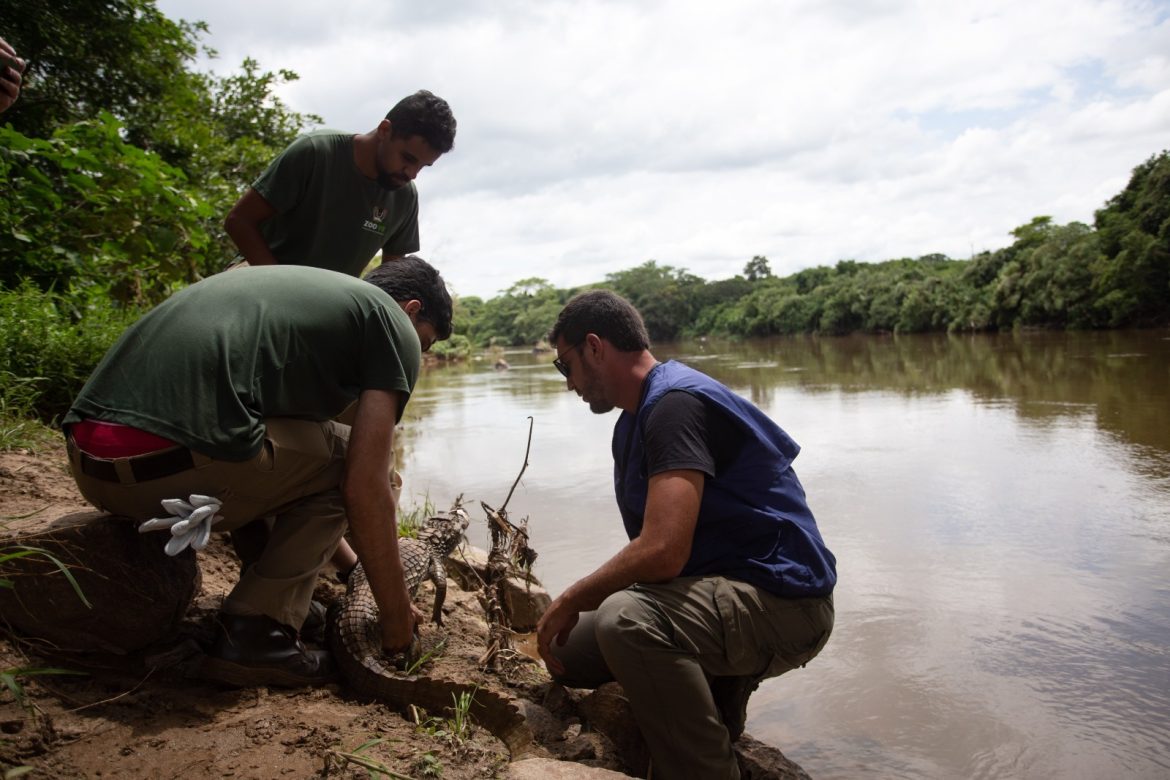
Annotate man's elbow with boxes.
[642,544,690,583]
[223,207,245,241]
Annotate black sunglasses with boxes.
[553,342,585,378]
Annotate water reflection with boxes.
[652,331,1170,474]
[399,330,1170,779]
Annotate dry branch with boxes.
[477,418,539,670]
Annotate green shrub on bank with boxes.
[429,333,474,362]
[0,284,142,423]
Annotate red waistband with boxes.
[68,419,179,458]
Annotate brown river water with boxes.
[397,329,1170,780]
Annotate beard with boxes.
[588,398,615,415]
[579,364,614,414]
[376,166,408,191]
[375,141,409,191]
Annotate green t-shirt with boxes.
[253,130,421,277]
[65,266,421,461]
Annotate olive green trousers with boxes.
[68,418,351,629]
[549,576,834,780]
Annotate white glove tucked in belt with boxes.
[139,494,224,556]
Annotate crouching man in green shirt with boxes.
[62,257,452,687]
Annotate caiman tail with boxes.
[329,549,535,758]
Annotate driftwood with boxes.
[446,545,551,631]
[0,511,199,654]
[477,501,537,669]
[477,417,540,670]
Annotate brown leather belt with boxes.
[70,438,196,483]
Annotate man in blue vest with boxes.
[536,290,836,779]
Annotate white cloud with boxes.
[157,0,1170,298]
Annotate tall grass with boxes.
[397,495,436,540]
[0,283,142,426]
[0,373,54,451]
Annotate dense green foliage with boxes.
[0,0,1166,434]
[467,279,564,346]
[1,0,319,301]
[1092,152,1170,326]
[1,1,320,429]
[0,118,212,302]
[1,0,201,142]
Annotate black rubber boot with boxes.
[201,613,337,688]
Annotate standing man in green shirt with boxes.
[222,90,456,589]
[63,258,452,687]
[224,89,456,276]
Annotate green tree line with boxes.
[462,151,1168,346]
[1,0,1167,430]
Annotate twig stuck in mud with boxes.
[325,737,413,779]
[61,667,154,713]
[498,417,534,516]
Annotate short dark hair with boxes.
[385,90,456,154]
[364,255,454,340]
[548,290,650,352]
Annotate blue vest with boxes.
[613,361,836,597]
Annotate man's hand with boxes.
[536,594,580,676]
[0,37,26,114]
[381,603,425,653]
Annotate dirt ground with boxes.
[0,439,620,780]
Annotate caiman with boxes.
[328,504,534,758]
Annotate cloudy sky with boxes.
[156,0,1170,299]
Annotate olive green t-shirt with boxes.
[253,130,421,276]
[65,266,420,461]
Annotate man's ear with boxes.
[584,332,604,361]
[378,118,393,137]
[401,299,423,319]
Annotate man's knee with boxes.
[594,589,671,662]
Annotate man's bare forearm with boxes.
[224,188,280,266]
[559,534,681,612]
[345,484,415,642]
[537,470,703,674]
[344,388,418,650]
[224,219,280,266]
[559,470,703,612]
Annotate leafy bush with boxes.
[469,278,566,347]
[0,118,214,304]
[430,333,474,361]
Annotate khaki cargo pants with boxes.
[549,576,834,780]
[68,418,352,629]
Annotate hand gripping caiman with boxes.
[328,506,534,758]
